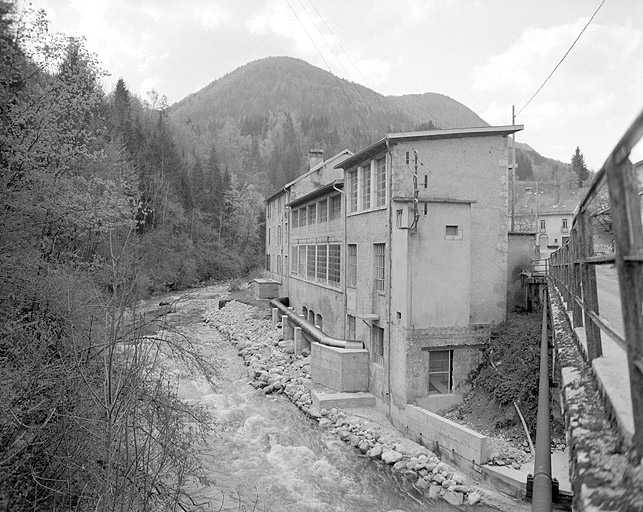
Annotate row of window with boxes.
[292,195,342,228]
[291,244,341,288]
[539,218,569,231]
[348,156,387,213]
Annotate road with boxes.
[595,265,625,343]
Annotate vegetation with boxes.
[571,146,591,188]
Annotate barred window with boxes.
[428,350,453,394]
[291,246,298,274]
[348,170,358,213]
[319,199,328,223]
[316,244,327,282]
[330,195,342,220]
[347,315,356,340]
[347,244,357,288]
[265,254,271,271]
[371,326,384,366]
[376,157,386,207]
[328,244,341,287]
[300,207,307,226]
[292,209,299,228]
[362,164,371,209]
[308,204,317,225]
[307,245,316,279]
[298,244,306,275]
[374,243,385,291]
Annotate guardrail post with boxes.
[564,244,572,311]
[605,156,643,462]
[570,229,584,328]
[282,315,294,340]
[578,211,602,360]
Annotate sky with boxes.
[21,0,643,170]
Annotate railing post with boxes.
[604,156,643,462]
[564,244,573,311]
[570,229,584,328]
[578,211,602,360]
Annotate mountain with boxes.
[168,57,559,193]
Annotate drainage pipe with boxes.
[532,293,552,512]
[270,298,363,350]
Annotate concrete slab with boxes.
[310,386,375,411]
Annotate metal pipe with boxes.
[270,298,363,350]
[532,293,552,511]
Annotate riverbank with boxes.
[204,291,531,511]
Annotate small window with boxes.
[374,243,385,292]
[562,218,568,229]
[347,244,357,288]
[308,310,315,324]
[540,219,546,230]
[347,315,356,340]
[330,195,342,220]
[445,225,458,236]
[428,350,453,394]
[319,199,328,223]
[265,254,271,271]
[308,204,317,225]
[371,326,384,366]
[302,306,308,317]
[315,313,323,330]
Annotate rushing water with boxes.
[151,290,493,512]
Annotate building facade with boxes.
[265,125,523,419]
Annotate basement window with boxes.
[445,225,463,240]
[428,350,453,394]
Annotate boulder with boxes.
[443,490,464,506]
[381,450,403,465]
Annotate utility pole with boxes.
[511,106,517,232]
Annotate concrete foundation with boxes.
[253,278,279,299]
[310,342,369,392]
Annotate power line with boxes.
[516,0,607,117]
[303,0,402,133]
[284,0,373,135]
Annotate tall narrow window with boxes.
[315,313,323,330]
[308,204,316,225]
[277,255,281,274]
[540,219,546,231]
[330,195,342,220]
[328,244,341,287]
[316,244,327,283]
[277,225,281,245]
[319,199,328,223]
[371,326,384,366]
[362,164,371,209]
[376,157,386,206]
[348,170,358,212]
[265,254,271,271]
[374,243,385,292]
[428,350,453,394]
[291,246,298,274]
[347,244,357,288]
[347,315,356,340]
[291,209,299,228]
[562,218,568,231]
[298,245,306,276]
[300,207,307,226]
[307,245,316,279]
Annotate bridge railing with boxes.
[549,108,643,461]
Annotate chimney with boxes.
[309,149,324,170]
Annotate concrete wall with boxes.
[507,232,537,311]
[288,279,345,339]
[310,342,369,392]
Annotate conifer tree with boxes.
[571,146,590,188]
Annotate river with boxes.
[143,287,496,512]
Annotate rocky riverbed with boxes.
[205,295,502,509]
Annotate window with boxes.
[265,254,271,271]
[315,314,323,330]
[371,326,384,366]
[268,228,271,245]
[540,219,546,231]
[298,244,306,275]
[445,225,458,237]
[291,246,298,274]
[300,207,307,226]
[330,195,341,220]
[428,350,453,394]
[319,199,328,223]
[328,244,341,287]
[347,244,357,288]
[376,157,386,206]
[292,209,299,228]
[562,218,568,232]
[308,204,317,225]
[374,243,385,292]
[307,245,316,279]
[361,164,371,209]
[302,306,308,317]
[277,255,281,274]
[347,315,356,340]
[348,170,358,212]
[316,244,327,282]
[277,226,282,245]
[308,310,315,324]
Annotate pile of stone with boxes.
[205,299,482,507]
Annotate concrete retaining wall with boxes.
[310,342,369,392]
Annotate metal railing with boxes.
[549,108,643,461]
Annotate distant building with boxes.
[265,125,523,420]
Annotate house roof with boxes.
[286,180,344,208]
[334,125,524,170]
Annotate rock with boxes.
[393,460,407,472]
[436,462,450,473]
[381,450,403,465]
[466,491,482,505]
[358,440,370,454]
[416,478,430,490]
[428,484,442,499]
[318,418,332,428]
[442,479,455,489]
[452,485,470,494]
[368,445,383,458]
[512,462,521,470]
[350,435,362,447]
[443,490,464,506]
[432,474,445,485]
[339,430,351,442]
[403,470,419,482]
[452,472,465,485]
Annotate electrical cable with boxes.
[516,0,607,117]
[302,0,402,133]
[284,0,373,136]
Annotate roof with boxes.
[286,180,343,208]
[335,125,524,170]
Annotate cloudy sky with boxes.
[23,0,643,169]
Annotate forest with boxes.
[0,3,260,510]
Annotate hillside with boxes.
[169,57,495,192]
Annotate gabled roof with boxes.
[335,125,524,170]
[286,180,344,208]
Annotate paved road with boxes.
[595,265,625,342]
